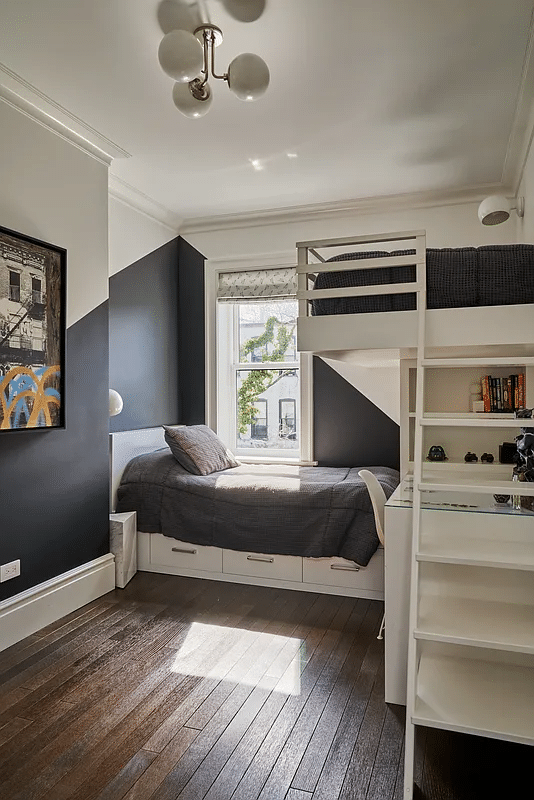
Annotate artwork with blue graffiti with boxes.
[0,225,65,430]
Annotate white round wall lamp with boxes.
[158,21,269,118]
[478,195,525,226]
[109,389,123,417]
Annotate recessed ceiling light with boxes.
[249,158,264,171]
[286,152,298,158]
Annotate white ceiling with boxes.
[0,0,533,225]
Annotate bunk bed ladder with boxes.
[403,231,427,799]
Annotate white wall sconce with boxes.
[109,389,123,417]
[478,195,525,226]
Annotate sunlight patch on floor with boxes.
[171,622,303,694]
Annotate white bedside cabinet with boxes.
[109,511,137,588]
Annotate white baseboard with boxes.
[0,554,115,653]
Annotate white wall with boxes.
[109,196,178,276]
[0,102,108,327]
[183,200,517,262]
[517,136,534,243]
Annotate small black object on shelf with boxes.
[481,452,494,463]
[464,451,478,463]
[427,445,447,462]
[493,494,510,504]
[500,442,518,464]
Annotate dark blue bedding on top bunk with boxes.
[311,244,534,316]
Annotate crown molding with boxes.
[180,183,504,234]
[109,174,183,232]
[502,6,534,192]
[0,62,130,165]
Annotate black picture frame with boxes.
[0,224,66,431]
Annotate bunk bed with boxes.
[296,230,534,353]
[293,230,534,799]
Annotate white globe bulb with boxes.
[228,53,269,101]
[109,389,123,417]
[173,81,212,118]
[158,29,203,83]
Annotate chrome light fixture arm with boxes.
[195,25,228,85]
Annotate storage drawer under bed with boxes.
[222,549,302,582]
[303,549,384,591]
[150,534,223,573]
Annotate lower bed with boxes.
[116,449,399,599]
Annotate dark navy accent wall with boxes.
[313,357,400,470]
[109,238,180,432]
[0,301,109,602]
[178,237,205,425]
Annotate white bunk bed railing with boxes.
[296,229,534,353]
[296,230,426,353]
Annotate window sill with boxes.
[236,456,318,467]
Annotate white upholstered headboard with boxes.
[110,426,170,512]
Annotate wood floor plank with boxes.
[337,651,388,800]
[149,600,321,800]
[121,729,200,800]
[255,601,367,800]
[364,702,404,800]
[201,598,335,800]
[286,790,312,800]
[0,716,32,748]
[93,749,157,800]
[228,601,358,800]
[310,607,384,800]
[291,601,377,793]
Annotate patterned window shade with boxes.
[217,268,297,303]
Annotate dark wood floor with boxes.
[0,574,531,800]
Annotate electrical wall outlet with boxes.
[1,560,20,582]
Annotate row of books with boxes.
[481,374,525,413]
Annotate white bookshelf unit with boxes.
[403,339,534,797]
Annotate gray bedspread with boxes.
[116,450,400,566]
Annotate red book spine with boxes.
[482,375,491,413]
[518,373,525,409]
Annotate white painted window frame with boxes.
[205,253,314,465]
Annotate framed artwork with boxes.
[0,225,66,431]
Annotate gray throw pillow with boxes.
[163,425,239,475]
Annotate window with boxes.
[206,261,313,462]
[32,278,43,304]
[279,398,296,439]
[9,271,20,303]
[250,399,268,439]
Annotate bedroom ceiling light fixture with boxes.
[158,22,269,118]
[478,195,524,225]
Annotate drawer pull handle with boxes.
[246,555,274,563]
[330,563,360,572]
[172,547,197,555]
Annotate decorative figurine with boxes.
[464,451,478,462]
[481,452,494,463]
[512,411,534,510]
[427,445,447,461]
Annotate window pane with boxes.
[236,368,298,451]
[279,399,296,439]
[238,301,297,364]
